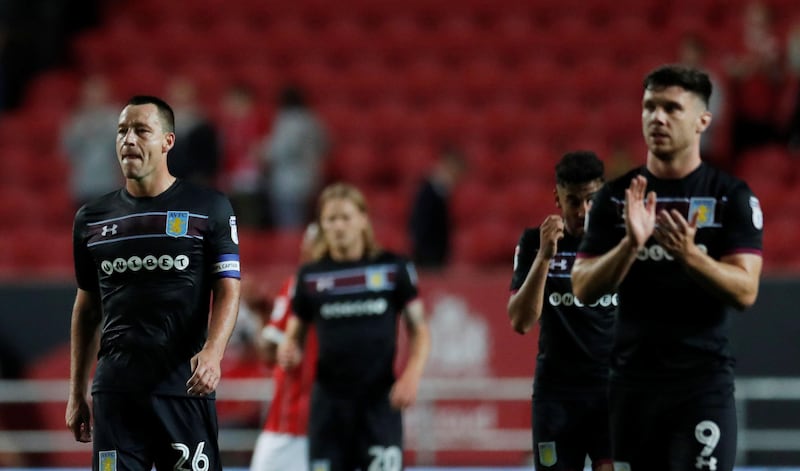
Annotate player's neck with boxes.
[330,242,365,262]
[126,173,177,198]
[646,149,702,179]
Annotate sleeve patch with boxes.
[749,196,763,230]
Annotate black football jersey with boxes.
[293,251,418,397]
[578,163,763,387]
[73,180,240,396]
[511,228,616,395]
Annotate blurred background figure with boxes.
[249,223,320,471]
[60,74,121,209]
[724,0,786,158]
[785,14,800,151]
[165,76,221,187]
[677,33,729,168]
[218,83,270,228]
[262,84,328,229]
[408,145,467,270]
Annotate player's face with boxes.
[641,85,710,160]
[555,179,603,237]
[320,197,367,254]
[116,103,174,181]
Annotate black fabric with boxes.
[510,228,616,395]
[92,392,221,471]
[73,180,239,396]
[293,252,418,398]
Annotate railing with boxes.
[0,377,796,465]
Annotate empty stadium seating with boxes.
[2,0,799,276]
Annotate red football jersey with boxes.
[262,276,317,435]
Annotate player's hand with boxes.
[538,215,564,259]
[187,348,222,396]
[624,175,656,248]
[389,373,420,410]
[65,396,92,443]
[277,340,303,370]
[653,208,698,261]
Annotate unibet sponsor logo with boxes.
[548,292,618,308]
[101,254,189,275]
[636,243,707,262]
[320,298,388,319]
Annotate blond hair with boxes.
[313,182,381,260]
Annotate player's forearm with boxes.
[681,249,761,310]
[507,256,549,334]
[402,322,430,383]
[572,236,640,304]
[285,316,308,348]
[69,293,101,399]
[205,278,241,358]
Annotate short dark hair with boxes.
[643,64,712,107]
[555,151,604,186]
[126,95,175,133]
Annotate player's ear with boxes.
[696,109,712,134]
[163,132,176,153]
[553,187,561,209]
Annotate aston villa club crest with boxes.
[99,450,117,471]
[688,198,716,228]
[538,441,557,467]
[366,268,388,290]
[166,211,189,237]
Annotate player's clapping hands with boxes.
[654,209,698,261]
[624,175,657,248]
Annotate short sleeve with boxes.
[510,228,538,291]
[720,182,763,256]
[394,258,420,307]
[578,183,621,258]
[73,207,98,292]
[292,266,314,323]
[208,194,241,279]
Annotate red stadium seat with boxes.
[452,218,517,267]
[4,228,73,277]
[735,146,796,186]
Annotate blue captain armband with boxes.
[213,254,241,279]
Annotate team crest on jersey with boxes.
[366,268,388,290]
[538,441,557,466]
[99,450,117,471]
[311,460,330,471]
[689,197,716,228]
[166,211,189,237]
[749,196,763,230]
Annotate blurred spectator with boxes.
[678,33,729,168]
[408,145,467,269]
[165,76,221,187]
[785,16,800,150]
[724,0,785,157]
[60,74,121,208]
[262,85,328,229]
[218,83,270,227]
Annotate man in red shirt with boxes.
[250,224,320,471]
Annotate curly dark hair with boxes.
[555,150,604,186]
